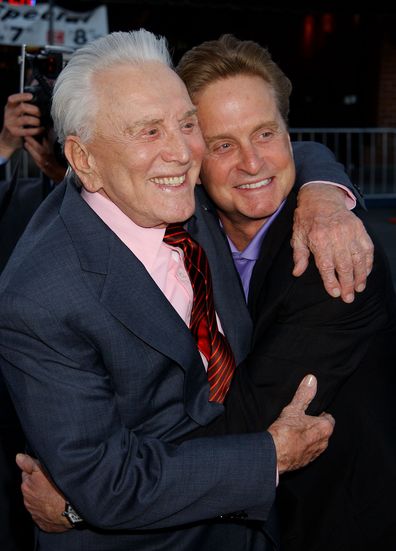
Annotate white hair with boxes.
[51,29,173,145]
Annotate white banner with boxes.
[0,3,108,48]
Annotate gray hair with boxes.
[52,29,172,145]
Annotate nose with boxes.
[162,129,191,164]
[237,143,263,175]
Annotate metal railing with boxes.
[290,128,396,198]
[5,128,396,199]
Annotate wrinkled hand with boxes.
[292,184,374,303]
[0,93,44,159]
[24,135,66,182]
[16,453,71,533]
[268,375,335,474]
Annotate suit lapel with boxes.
[59,181,203,372]
[248,190,297,312]
[189,187,253,365]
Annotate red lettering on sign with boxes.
[1,1,36,5]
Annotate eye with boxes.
[258,131,273,140]
[146,127,159,137]
[181,118,198,132]
[137,126,161,141]
[212,142,232,154]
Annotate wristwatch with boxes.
[62,501,87,529]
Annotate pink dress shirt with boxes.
[81,189,194,326]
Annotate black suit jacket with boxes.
[197,188,396,550]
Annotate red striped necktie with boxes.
[163,223,236,403]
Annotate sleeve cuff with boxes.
[301,180,357,210]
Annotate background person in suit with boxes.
[174,35,396,550]
[0,30,335,551]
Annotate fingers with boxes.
[305,414,335,463]
[315,226,374,303]
[291,236,310,277]
[320,411,336,428]
[287,374,317,413]
[24,136,66,182]
[350,226,374,290]
[18,460,70,533]
[306,230,372,304]
[12,102,41,119]
[310,249,342,299]
[293,184,375,303]
[4,93,42,137]
[7,92,35,104]
[24,135,44,155]
[16,453,41,474]
[12,119,43,137]
[268,406,334,474]
[312,412,335,438]
[24,136,50,170]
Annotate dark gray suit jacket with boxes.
[0,141,363,551]
[0,178,274,551]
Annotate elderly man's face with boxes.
[80,63,205,228]
[196,74,295,241]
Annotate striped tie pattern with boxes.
[163,223,236,403]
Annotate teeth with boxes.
[238,178,272,190]
[152,175,186,186]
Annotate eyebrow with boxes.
[126,109,198,135]
[205,120,280,145]
[182,108,198,119]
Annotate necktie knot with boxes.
[163,223,190,246]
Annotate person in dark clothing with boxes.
[175,34,396,550]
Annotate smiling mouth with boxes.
[151,175,186,186]
[237,177,272,190]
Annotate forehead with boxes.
[197,74,279,129]
[93,62,194,122]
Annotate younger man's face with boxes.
[195,74,295,236]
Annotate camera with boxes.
[19,44,74,130]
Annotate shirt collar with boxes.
[81,188,165,273]
[226,199,286,259]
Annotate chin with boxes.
[174,200,196,221]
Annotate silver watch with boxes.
[62,501,86,529]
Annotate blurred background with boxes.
[1,1,396,194]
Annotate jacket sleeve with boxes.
[0,291,276,531]
[184,224,395,435]
[225,232,395,430]
[292,140,365,208]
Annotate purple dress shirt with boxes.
[227,201,286,302]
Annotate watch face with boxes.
[62,503,85,528]
[67,508,83,524]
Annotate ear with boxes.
[64,136,102,192]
